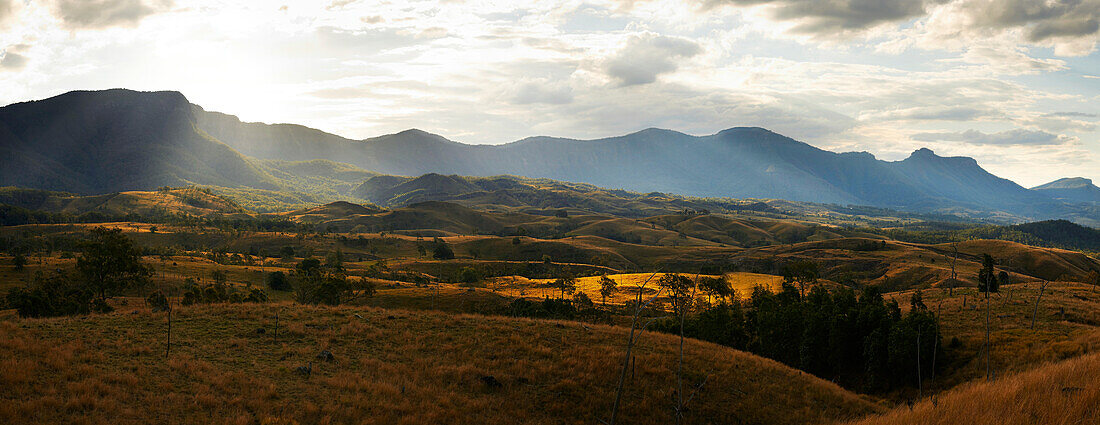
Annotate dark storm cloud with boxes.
[50,0,174,29]
[911,128,1072,146]
[605,34,701,86]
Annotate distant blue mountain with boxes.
[1,89,1095,222]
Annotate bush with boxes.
[146,290,170,312]
[5,271,104,318]
[265,271,292,291]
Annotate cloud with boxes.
[0,0,15,28]
[0,51,27,71]
[911,128,1075,146]
[50,0,173,30]
[957,0,1100,43]
[605,33,701,86]
[709,0,943,35]
[862,106,997,122]
[953,44,1067,74]
[0,44,30,71]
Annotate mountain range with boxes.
[1,89,1097,224]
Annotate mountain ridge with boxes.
[2,89,1097,224]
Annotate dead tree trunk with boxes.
[984,289,991,381]
[917,329,922,399]
[165,307,172,358]
[1031,281,1049,330]
[609,271,667,425]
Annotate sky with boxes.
[0,0,1098,187]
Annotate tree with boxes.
[76,227,151,306]
[781,261,819,298]
[210,270,227,286]
[658,273,695,315]
[699,275,732,303]
[555,209,569,218]
[146,290,170,312]
[265,271,291,291]
[279,246,296,261]
[553,276,577,300]
[291,257,372,305]
[12,253,26,271]
[978,254,999,293]
[325,249,345,272]
[599,275,618,306]
[573,291,594,309]
[6,271,95,317]
[432,238,455,260]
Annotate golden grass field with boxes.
[845,347,1100,425]
[0,302,881,425]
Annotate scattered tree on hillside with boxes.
[6,227,150,317]
[76,227,152,308]
[781,261,819,298]
[292,257,373,305]
[210,270,227,286]
[12,253,26,271]
[599,275,618,306]
[553,276,577,300]
[146,290,169,312]
[327,249,345,270]
[432,238,455,260]
[699,275,732,304]
[279,246,296,261]
[265,271,291,291]
[977,254,1000,293]
[658,273,696,315]
[555,209,569,218]
[573,291,594,309]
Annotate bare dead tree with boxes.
[950,241,959,296]
[930,302,941,405]
[984,281,991,381]
[916,328,922,399]
[1031,280,1049,330]
[674,274,701,425]
[165,306,172,358]
[606,270,669,425]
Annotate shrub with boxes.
[265,271,292,291]
[146,291,170,312]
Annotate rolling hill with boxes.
[0,302,882,425]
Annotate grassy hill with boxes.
[0,302,881,425]
[0,186,249,222]
[845,347,1100,425]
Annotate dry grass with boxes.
[886,282,1100,393]
[843,348,1100,425]
[490,272,788,305]
[0,302,881,425]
